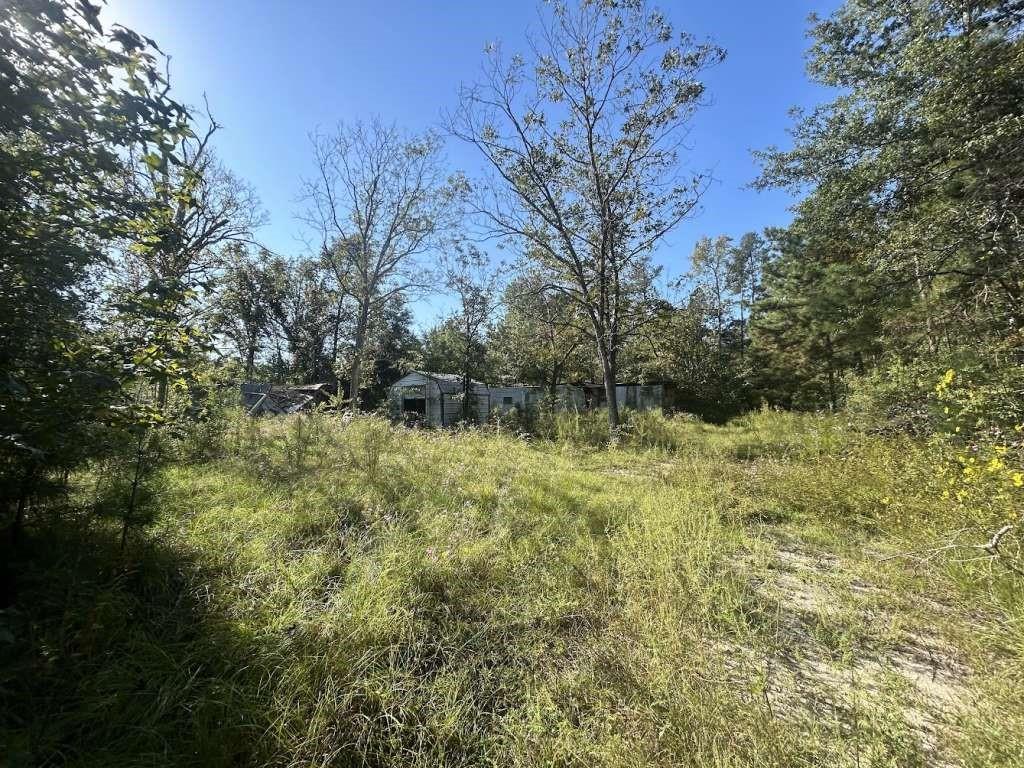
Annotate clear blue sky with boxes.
[104,0,840,328]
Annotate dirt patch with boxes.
[728,535,972,764]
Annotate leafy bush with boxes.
[846,355,1024,438]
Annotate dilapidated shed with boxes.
[389,371,527,426]
[551,382,668,412]
[588,382,668,411]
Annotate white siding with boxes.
[388,371,666,426]
[487,386,529,414]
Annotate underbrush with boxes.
[3,410,1022,766]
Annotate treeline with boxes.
[752,0,1023,432]
[3,0,1023,548]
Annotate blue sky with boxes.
[104,0,840,328]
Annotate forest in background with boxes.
[3,2,1024,765]
[2,0,1023,548]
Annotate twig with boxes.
[880,516,1024,578]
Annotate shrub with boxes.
[846,354,1024,438]
[339,414,396,482]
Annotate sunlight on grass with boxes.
[4,410,1023,767]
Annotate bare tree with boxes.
[302,119,454,409]
[447,0,723,432]
[121,109,266,288]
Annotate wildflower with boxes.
[986,458,1005,472]
[1013,472,1024,488]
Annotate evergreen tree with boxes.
[750,227,882,410]
[757,0,1024,360]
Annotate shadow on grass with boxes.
[0,513,279,767]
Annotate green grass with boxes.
[3,411,1022,766]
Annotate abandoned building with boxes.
[388,371,534,427]
[241,382,335,416]
[241,374,669,424]
[388,371,669,427]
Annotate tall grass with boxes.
[3,409,1022,766]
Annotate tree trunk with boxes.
[156,378,168,412]
[738,290,747,365]
[121,432,147,553]
[244,343,256,380]
[462,317,474,422]
[349,300,370,411]
[330,301,343,397]
[600,352,620,434]
[912,253,938,356]
[10,461,36,548]
[824,335,837,412]
[463,371,473,421]
[349,356,362,411]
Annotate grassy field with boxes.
[3,410,1023,767]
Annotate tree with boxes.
[439,243,502,420]
[358,300,422,408]
[422,320,486,376]
[302,120,454,409]
[749,227,882,410]
[490,272,593,394]
[621,297,745,420]
[214,245,275,379]
[756,0,1024,360]
[688,235,734,361]
[726,231,768,363]
[118,110,265,289]
[448,0,724,433]
[264,258,335,383]
[114,110,264,409]
[0,0,188,543]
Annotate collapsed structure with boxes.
[388,371,668,427]
[241,382,335,416]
